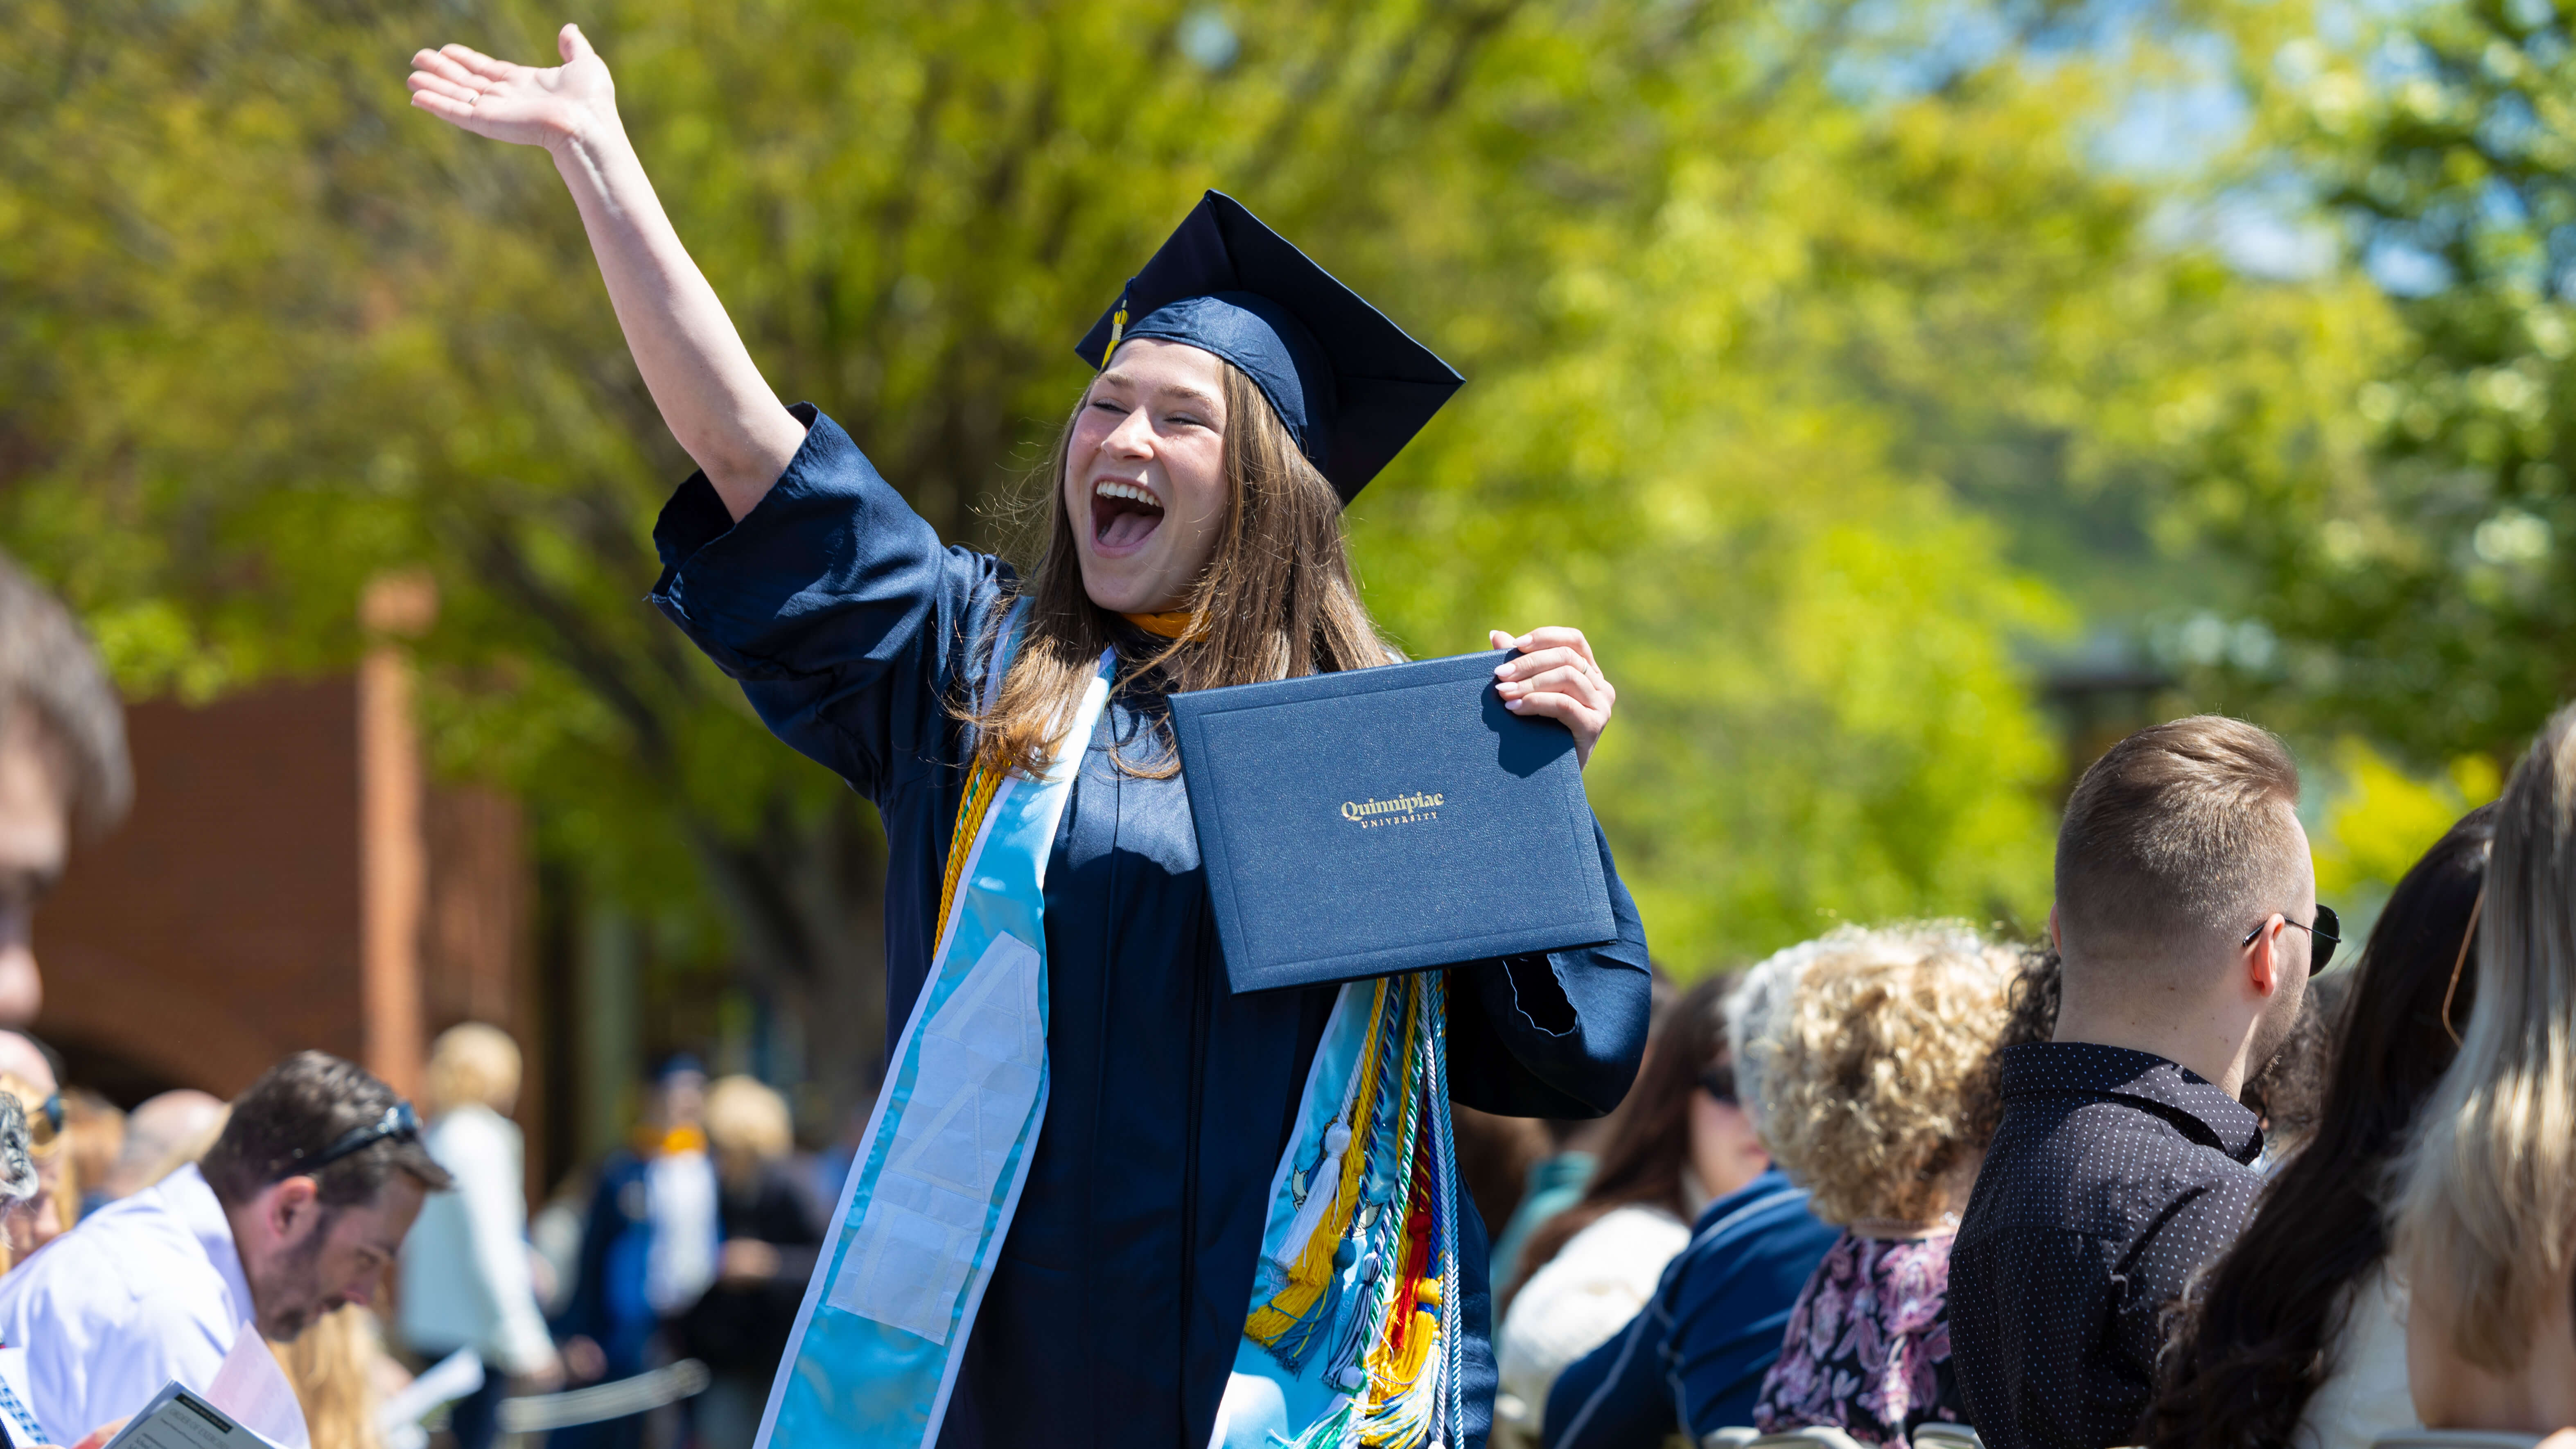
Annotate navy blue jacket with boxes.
[1542,1169,1840,1448]
[649,408,1654,1449]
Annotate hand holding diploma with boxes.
[1490,627,1616,767]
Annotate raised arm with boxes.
[408,25,805,519]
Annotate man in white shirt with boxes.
[0,1051,451,1442]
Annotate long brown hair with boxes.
[2147,804,2493,1449]
[968,361,1396,779]
[1510,975,1735,1291]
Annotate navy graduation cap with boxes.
[1075,192,1465,505]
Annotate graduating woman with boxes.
[407,26,1652,1449]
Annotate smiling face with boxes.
[1065,338,1235,614]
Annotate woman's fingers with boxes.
[439,43,519,82]
[1493,625,1598,670]
[407,70,479,106]
[1489,625,1613,767]
[1500,664,1612,713]
[1494,646,1595,686]
[559,23,596,63]
[409,88,478,125]
[411,48,488,91]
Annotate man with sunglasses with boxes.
[1952,716,2326,1449]
[0,1052,451,1443]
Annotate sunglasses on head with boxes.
[2241,904,2340,971]
[277,1100,420,1181]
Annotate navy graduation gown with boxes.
[650,406,1653,1449]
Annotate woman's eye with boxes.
[1089,400,1124,414]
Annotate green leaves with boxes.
[0,0,2255,978]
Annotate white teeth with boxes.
[1093,479,1162,509]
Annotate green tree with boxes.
[2161,0,2576,766]
[0,0,2274,1103]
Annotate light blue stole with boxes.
[756,601,1109,1449]
[759,603,1465,1449]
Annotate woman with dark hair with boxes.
[1496,978,1762,1441]
[406,26,1650,1449]
[2148,803,2496,1449]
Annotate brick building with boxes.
[29,611,546,1174]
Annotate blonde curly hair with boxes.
[1750,923,2021,1226]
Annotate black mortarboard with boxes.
[1075,192,1464,505]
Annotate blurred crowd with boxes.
[0,1023,829,1449]
[1471,713,2576,1449]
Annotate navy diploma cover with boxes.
[1167,649,1617,993]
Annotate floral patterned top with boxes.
[1752,1228,1965,1449]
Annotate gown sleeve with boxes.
[1445,818,1652,1119]
[647,403,1008,798]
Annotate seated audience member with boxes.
[279,1304,404,1449]
[97,1090,228,1201]
[1454,1105,1552,1265]
[0,1072,67,1263]
[1951,716,2323,1449]
[680,1076,828,1449]
[0,1090,53,1444]
[1489,1117,1607,1304]
[0,1034,74,1255]
[1751,925,2030,1447]
[2149,804,2493,1449]
[0,1051,451,1441]
[400,1025,558,1449]
[2391,712,2576,1432]
[1493,972,1677,1305]
[1499,977,1761,1442]
[0,1091,35,1285]
[61,1090,121,1221]
[1540,939,1847,1448]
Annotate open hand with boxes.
[1490,627,1615,768]
[407,24,617,153]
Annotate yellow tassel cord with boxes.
[1100,304,1129,367]
[1245,980,1391,1345]
[933,757,1005,951]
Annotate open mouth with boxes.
[1090,478,1166,553]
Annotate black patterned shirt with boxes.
[1948,1042,2264,1449]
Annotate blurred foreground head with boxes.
[0,552,131,1026]
[200,1052,451,1341]
[2395,706,2576,1391]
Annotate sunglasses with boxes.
[1698,1063,1738,1106]
[2241,904,2340,971]
[280,1100,420,1180]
